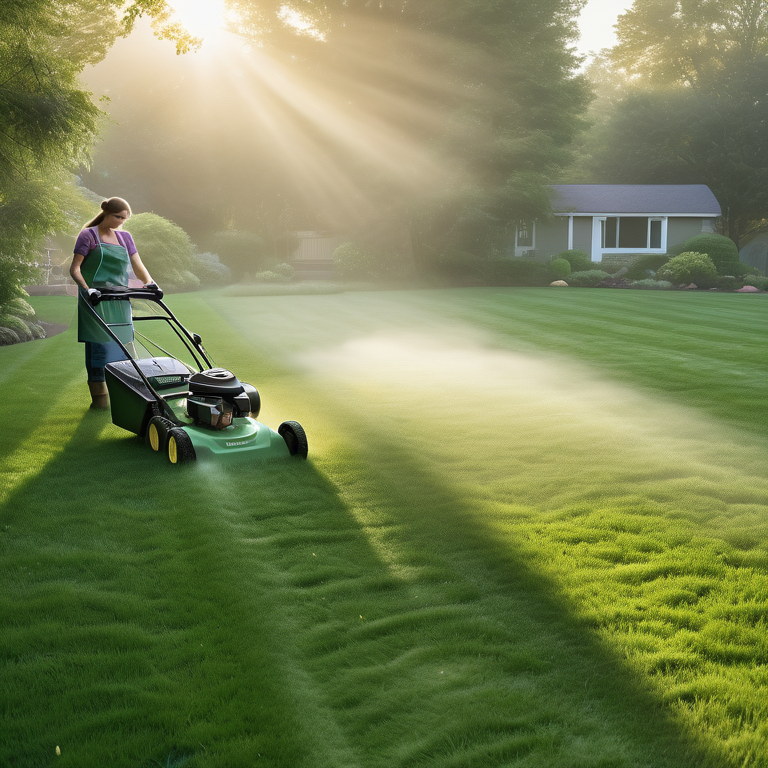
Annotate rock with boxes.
[684,283,698,289]
[737,285,759,292]
[550,280,568,287]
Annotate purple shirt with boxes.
[74,226,137,258]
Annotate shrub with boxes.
[0,327,20,345]
[252,270,283,283]
[190,252,232,286]
[681,234,739,275]
[334,242,379,281]
[5,297,35,319]
[271,263,295,280]
[555,249,591,272]
[743,275,768,291]
[550,258,571,280]
[178,270,201,290]
[568,270,611,287]
[630,279,673,290]
[27,322,46,339]
[727,261,761,278]
[0,313,32,341]
[716,275,742,291]
[124,213,196,288]
[625,254,671,280]
[657,252,718,287]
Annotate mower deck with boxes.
[89,288,307,466]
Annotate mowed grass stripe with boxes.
[1,426,343,765]
[184,302,696,767]
[205,288,767,767]
[2,290,766,767]
[430,288,766,435]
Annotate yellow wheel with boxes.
[147,416,173,452]
[167,428,195,464]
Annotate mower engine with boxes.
[186,367,260,430]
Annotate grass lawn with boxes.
[2,288,766,768]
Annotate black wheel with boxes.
[146,416,173,452]
[167,428,196,464]
[278,420,308,458]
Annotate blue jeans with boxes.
[84,341,128,382]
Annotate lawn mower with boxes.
[83,285,307,465]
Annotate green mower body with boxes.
[88,287,307,465]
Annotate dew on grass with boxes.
[295,329,768,543]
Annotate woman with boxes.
[70,197,158,409]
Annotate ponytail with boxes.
[85,197,132,228]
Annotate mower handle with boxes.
[88,285,163,305]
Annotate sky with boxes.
[576,0,635,58]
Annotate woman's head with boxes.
[85,197,132,229]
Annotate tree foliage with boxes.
[611,0,768,88]
[81,0,591,270]
[122,212,198,288]
[0,0,203,301]
[209,230,267,280]
[3,0,591,300]
[582,0,768,244]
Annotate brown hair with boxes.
[85,197,132,228]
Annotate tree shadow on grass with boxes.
[282,413,725,768]
[1,418,337,768]
[0,406,725,768]
[0,331,86,464]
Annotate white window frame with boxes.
[514,221,536,257]
[591,216,667,261]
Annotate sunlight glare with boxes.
[166,0,229,40]
[278,5,326,41]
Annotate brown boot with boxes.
[88,381,110,410]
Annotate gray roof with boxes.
[550,185,721,216]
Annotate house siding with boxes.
[667,217,710,246]
[535,217,569,260]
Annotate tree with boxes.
[0,0,206,301]
[611,0,768,88]
[208,230,266,280]
[81,0,591,270]
[584,0,768,245]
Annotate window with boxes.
[516,222,534,248]
[601,217,664,249]
[649,219,662,248]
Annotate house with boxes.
[514,185,722,265]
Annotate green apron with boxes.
[77,240,134,344]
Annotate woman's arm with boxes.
[130,253,154,285]
[69,254,89,290]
